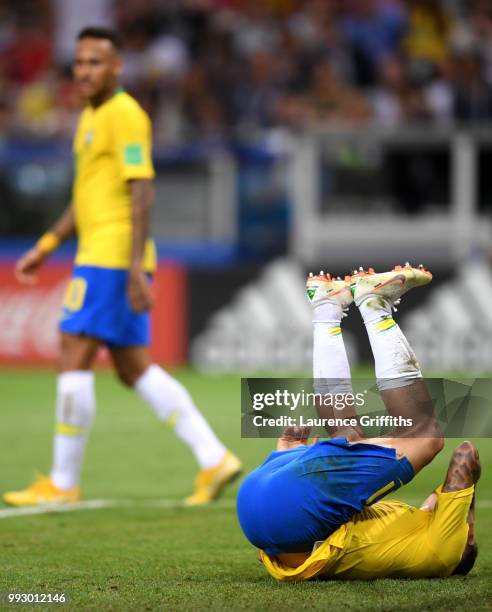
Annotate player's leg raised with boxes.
[353,264,443,475]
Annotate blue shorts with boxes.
[59,265,150,347]
[236,438,414,555]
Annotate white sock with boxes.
[134,365,226,469]
[358,296,422,388]
[312,302,352,394]
[51,371,95,490]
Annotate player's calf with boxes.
[306,272,363,439]
[352,263,432,387]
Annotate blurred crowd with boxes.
[1,0,492,142]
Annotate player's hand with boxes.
[128,268,153,312]
[15,247,47,284]
[276,426,313,451]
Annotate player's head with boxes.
[74,26,123,103]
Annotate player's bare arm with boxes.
[276,426,314,451]
[421,441,481,513]
[128,179,154,312]
[15,204,75,284]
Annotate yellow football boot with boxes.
[306,271,353,311]
[185,450,242,506]
[352,263,432,307]
[3,475,80,507]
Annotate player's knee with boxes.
[419,434,444,469]
[115,367,134,387]
[423,431,444,463]
[433,435,445,455]
[115,362,149,387]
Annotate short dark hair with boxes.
[77,26,122,51]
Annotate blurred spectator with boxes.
[0,4,15,53]
[15,67,80,137]
[423,56,453,123]
[342,0,407,87]
[120,21,155,89]
[145,34,189,82]
[233,51,284,130]
[452,50,492,121]
[180,63,225,135]
[53,0,113,66]
[2,20,51,85]
[372,55,431,126]
[1,0,492,139]
[17,73,58,134]
[287,0,353,91]
[469,0,492,86]
[274,93,309,131]
[229,2,282,57]
[303,60,371,125]
[404,0,452,82]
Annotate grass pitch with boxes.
[0,369,491,611]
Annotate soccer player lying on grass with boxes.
[237,264,444,557]
[259,434,480,581]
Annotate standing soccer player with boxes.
[4,27,241,507]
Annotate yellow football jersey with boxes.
[260,485,473,581]
[72,89,156,272]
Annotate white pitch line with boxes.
[0,499,117,519]
[149,498,236,510]
[0,498,236,520]
[0,498,489,520]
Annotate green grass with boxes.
[0,369,491,611]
